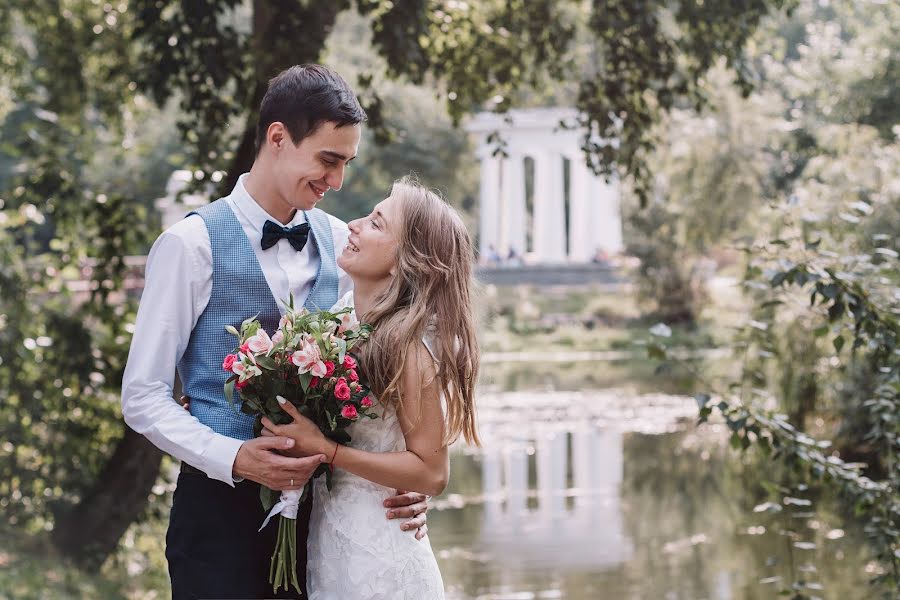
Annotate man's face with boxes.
[270,121,361,212]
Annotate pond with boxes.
[428,359,874,600]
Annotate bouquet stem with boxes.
[270,514,302,595]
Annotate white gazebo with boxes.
[466,108,623,264]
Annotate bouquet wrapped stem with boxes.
[270,502,300,594]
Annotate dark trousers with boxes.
[166,469,312,600]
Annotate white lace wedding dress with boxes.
[306,294,445,599]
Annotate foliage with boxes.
[623,68,787,323]
[0,0,807,569]
[627,0,899,327]
[0,1,179,534]
[129,0,793,202]
[646,98,899,600]
[641,1,900,592]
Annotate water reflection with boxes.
[432,382,872,600]
[479,427,632,572]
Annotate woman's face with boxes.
[338,192,402,284]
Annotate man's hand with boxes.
[385,490,429,540]
[233,436,326,491]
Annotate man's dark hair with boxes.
[254,64,366,155]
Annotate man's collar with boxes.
[230,173,307,235]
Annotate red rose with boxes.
[341,404,358,420]
[343,355,357,370]
[222,354,237,372]
[310,376,320,387]
[323,361,335,378]
[235,379,249,390]
[361,396,373,408]
[348,369,359,383]
[334,377,351,401]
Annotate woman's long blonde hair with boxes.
[357,176,480,446]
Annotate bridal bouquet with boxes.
[223,297,377,594]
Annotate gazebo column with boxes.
[500,154,527,257]
[590,173,624,254]
[477,148,502,258]
[567,156,593,261]
[532,150,566,262]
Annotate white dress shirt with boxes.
[121,174,352,485]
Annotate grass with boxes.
[478,281,747,355]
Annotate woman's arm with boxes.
[264,341,449,497]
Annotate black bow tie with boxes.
[261,220,311,252]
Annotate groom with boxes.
[122,65,428,599]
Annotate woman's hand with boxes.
[261,396,336,458]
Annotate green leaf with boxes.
[647,343,667,360]
[827,300,844,322]
[694,393,711,409]
[833,335,844,353]
[820,283,839,299]
[260,485,278,512]
[300,372,312,394]
[224,380,236,410]
[255,354,277,370]
[771,271,788,287]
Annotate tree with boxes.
[1,0,794,569]
[643,0,899,590]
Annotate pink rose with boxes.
[323,361,335,378]
[361,396,373,408]
[347,369,359,383]
[239,342,250,355]
[334,377,351,401]
[222,354,238,372]
[341,404,358,420]
[342,355,357,370]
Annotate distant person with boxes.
[507,246,522,266]
[486,243,502,265]
[592,247,610,265]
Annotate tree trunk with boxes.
[52,425,164,571]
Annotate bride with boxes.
[262,176,480,599]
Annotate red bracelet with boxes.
[329,442,340,471]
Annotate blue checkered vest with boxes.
[177,199,340,440]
